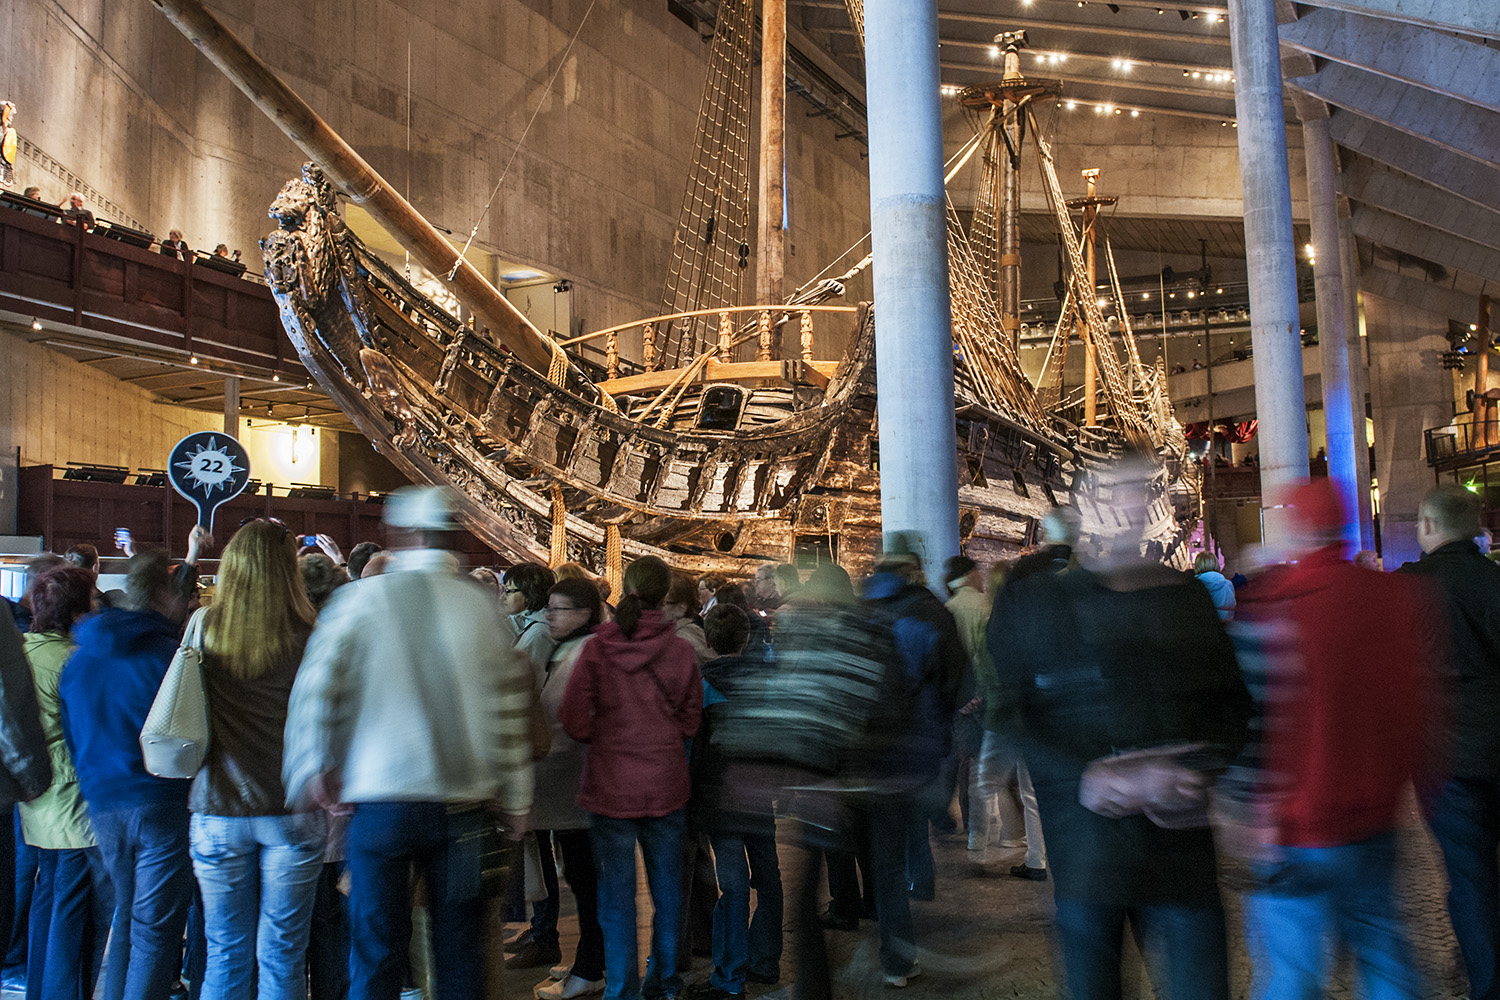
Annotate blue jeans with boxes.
[868,796,917,977]
[708,831,783,992]
[1053,897,1229,1000]
[7,808,37,971]
[307,861,350,1000]
[26,847,111,1000]
[91,802,194,1000]
[1244,832,1419,1000]
[190,812,328,1000]
[1425,776,1500,1000]
[345,802,488,1000]
[590,811,684,1000]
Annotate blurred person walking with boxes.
[60,550,196,1000]
[1399,485,1500,1000]
[858,539,967,980]
[958,554,1048,878]
[18,567,111,1000]
[1232,479,1438,999]
[988,457,1253,1000]
[560,556,702,1000]
[528,578,606,1000]
[283,487,534,1000]
[694,604,783,999]
[191,520,327,999]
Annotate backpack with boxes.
[710,601,905,776]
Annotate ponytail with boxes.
[617,555,672,638]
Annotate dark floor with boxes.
[498,797,1467,1000]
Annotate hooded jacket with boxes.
[861,571,968,781]
[19,632,92,849]
[559,609,701,818]
[59,607,187,812]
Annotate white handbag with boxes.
[139,607,211,779]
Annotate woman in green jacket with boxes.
[20,565,112,1000]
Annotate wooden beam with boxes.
[597,360,839,395]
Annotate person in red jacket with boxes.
[560,556,702,1000]
[1236,479,1442,999]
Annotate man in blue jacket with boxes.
[60,550,193,1000]
[858,537,967,987]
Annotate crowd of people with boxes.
[0,460,1496,1000]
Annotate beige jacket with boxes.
[283,549,533,813]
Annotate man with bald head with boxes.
[1401,486,1500,1000]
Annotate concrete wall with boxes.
[944,104,1309,221]
[0,0,871,351]
[0,325,222,533]
[1364,290,1453,567]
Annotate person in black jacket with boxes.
[1400,486,1500,1000]
[858,539,967,986]
[988,456,1252,1000]
[0,609,53,993]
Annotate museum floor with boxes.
[495,796,1466,1000]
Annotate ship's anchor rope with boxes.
[447,0,601,280]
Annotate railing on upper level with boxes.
[0,200,300,381]
[563,303,860,381]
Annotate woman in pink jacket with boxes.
[560,556,702,1000]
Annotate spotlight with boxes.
[190,355,199,365]
[1187,291,1196,299]
[1065,100,1077,109]
[989,45,1000,59]
[1130,109,1140,117]
[1192,71,1201,78]
[1206,12,1222,24]
[1114,108,1123,114]
[272,372,280,382]
[1142,292,1151,300]
[1156,7,1165,12]
[1183,70,1190,77]
[30,318,41,332]
[266,402,274,416]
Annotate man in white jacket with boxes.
[284,486,533,1000]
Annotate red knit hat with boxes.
[1283,478,1348,535]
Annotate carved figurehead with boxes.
[262,162,370,384]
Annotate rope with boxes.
[448,0,601,279]
[659,0,754,366]
[1027,108,1150,450]
[550,484,568,566]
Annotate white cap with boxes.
[383,486,459,531]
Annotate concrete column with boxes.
[223,375,240,438]
[864,0,961,585]
[1229,0,1310,549]
[1337,206,1376,549]
[1302,117,1361,552]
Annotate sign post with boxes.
[168,432,252,534]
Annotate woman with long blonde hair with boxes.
[191,518,326,1000]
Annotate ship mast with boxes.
[1067,170,1117,427]
[756,0,787,354]
[959,33,1057,354]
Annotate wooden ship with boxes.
[153,0,1200,584]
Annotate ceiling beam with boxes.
[1327,110,1500,211]
[797,1,1233,47]
[1339,157,1500,253]
[1279,7,1500,114]
[1294,0,1500,41]
[1350,204,1500,286]
[1288,62,1500,167]
[1359,263,1488,322]
[939,58,1238,103]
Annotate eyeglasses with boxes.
[502,586,522,595]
